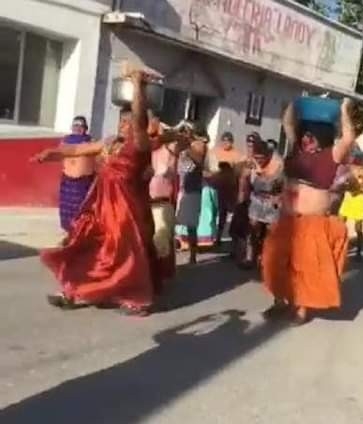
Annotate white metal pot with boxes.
[111,78,164,111]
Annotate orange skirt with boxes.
[262,215,348,309]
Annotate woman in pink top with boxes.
[149,135,179,284]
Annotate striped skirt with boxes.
[59,174,95,231]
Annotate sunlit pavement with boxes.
[0,210,363,423]
[1,254,363,423]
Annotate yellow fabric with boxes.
[339,192,363,221]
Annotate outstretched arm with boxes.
[333,98,357,163]
[31,140,104,163]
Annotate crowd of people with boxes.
[31,67,363,325]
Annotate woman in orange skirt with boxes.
[262,98,357,325]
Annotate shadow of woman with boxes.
[159,257,257,311]
[0,310,287,424]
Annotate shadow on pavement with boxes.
[163,255,257,311]
[0,240,38,261]
[0,310,288,424]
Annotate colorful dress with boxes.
[175,151,218,247]
[248,167,283,225]
[175,184,218,247]
[41,136,159,309]
[339,192,363,221]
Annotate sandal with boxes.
[47,293,90,310]
[290,308,311,327]
[290,316,310,327]
[118,304,151,317]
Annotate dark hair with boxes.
[246,132,261,144]
[120,104,132,114]
[193,122,209,141]
[221,131,234,142]
[73,115,88,130]
[218,161,233,171]
[253,140,271,156]
[267,139,278,150]
[298,121,336,148]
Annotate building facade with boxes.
[0,0,362,206]
[97,0,363,151]
[0,0,111,206]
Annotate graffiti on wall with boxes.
[189,0,318,55]
[181,0,361,90]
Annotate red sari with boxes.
[41,137,156,309]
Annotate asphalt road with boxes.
[1,247,363,424]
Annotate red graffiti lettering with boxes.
[223,0,232,14]
[295,23,305,43]
[251,1,262,27]
[231,0,242,15]
[283,15,293,38]
[190,0,319,54]
[262,6,273,41]
[242,0,253,22]
[273,8,283,34]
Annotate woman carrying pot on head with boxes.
[262,97,357,325]
[30,67,174,316]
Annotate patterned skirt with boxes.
[59,174,95,231]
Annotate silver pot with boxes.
[111,77,164,111]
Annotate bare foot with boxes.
[291,307,310,326]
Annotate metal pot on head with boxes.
[111,77,164,112]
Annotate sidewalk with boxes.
[0,208,61,250]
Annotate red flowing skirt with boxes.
[41,143,156,309]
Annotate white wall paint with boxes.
[0,0,109,133]
[55,40,81,131]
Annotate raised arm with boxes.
[332,98,357,163]
[131,71,149,152]
[282,102,298,150]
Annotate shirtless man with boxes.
[59,116,96,232]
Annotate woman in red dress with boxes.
[31,70,161,316]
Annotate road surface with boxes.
[1,237,363,423]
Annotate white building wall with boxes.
[0,0,110,133]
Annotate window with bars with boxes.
[0,25,62,127]
[245,92,265,126]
